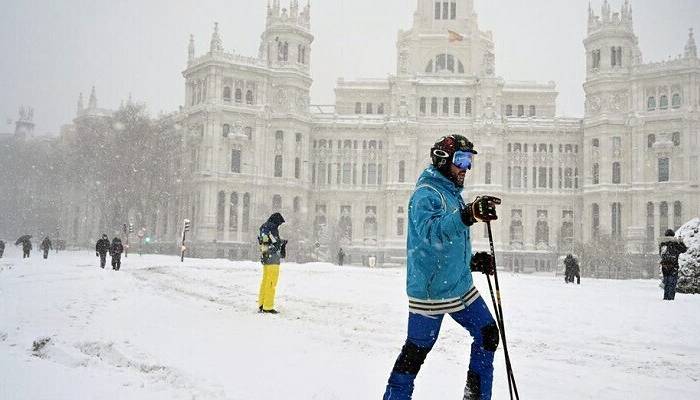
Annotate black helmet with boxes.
[430,135,477,170]
[665,229,675,237]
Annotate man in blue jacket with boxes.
[383,135,500,400]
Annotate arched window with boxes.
[216,191,226,232]
[536,219,549,245]
[659,95,668,109]
[465,97,472,114]
[658,158,669,182]
[339,206,352,242]
[242,193,250,232]
[453,98,461,115]
[231,149,241,173]
[274,155,283,177]
[419,97,426,115]
[510,212,524,245]
[229,193,238,231]
[295,157,301,179]
[672,93,681,109]
[646,202,654,244]
[592,163,600,184]
[647,134,655,148]
[222,124,231,137]
[223,86,232,102]
[659,201,668,236]
[275,130,284,141]
[246,90,254,105]
[431,97,438,115]
[235,89,242,103]
[272,195,282,210]
[426,53,465,73]
[647,96,656,111]
[485,162,492,184]
[612,202,622,238]
[398,161,406,183]
[442,97,449,115]
[244,126,253,140]
[564,167,573,188]
[674,201,682,229]
[592,138,599,147]
[592,203,600,239]
[612,162,621,184]
[672,132,681,146]
[539,144,547,152]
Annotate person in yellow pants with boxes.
[257,213,287,314]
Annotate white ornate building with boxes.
[63,0,700,275]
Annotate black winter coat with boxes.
[0,240,5,251]
[259,213,286,265]
[96,238,110,254]
[41,238,52,251]
[110,239,124,257]
[659,239,687,275]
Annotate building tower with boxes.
[14,106,35,140]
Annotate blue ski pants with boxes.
[663,274,678,300]
[383,296,498,400]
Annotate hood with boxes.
[415,166,463,197]
[267,212,285,227]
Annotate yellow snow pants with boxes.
[258,264,280,310]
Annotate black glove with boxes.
[280,240,288,259]
[461,195,501,226]
[471,251,495,275]
[96,252,99,257]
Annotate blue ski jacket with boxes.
[406,166,473,300]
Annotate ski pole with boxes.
[486,221,520,400]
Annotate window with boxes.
[517,105,524,117]
[593,163,600,184]
[442,1,449,19]
[465,97,472,114]
[242,193,250,232]
[611,203,622,239]
[293,197,301,213]
[366,103,373,114]
[536,211,549,245]
[223,86,231,101]
[246,90,254,105]
[436,54,446,71]
[485,162,492,184]
[230,193,238,231]
[672,132,681,146]
[592,138,599,147]
[231,149,241,173]
[538,167,547,188]
[377,103,384,114]
[398,161,406,183]
[434,1,441,19]
[672,93,681,109]
[343,162,352,184]
[216,191,226,232]
[353,102,362,114]
[506,105,513,116]
[592,203,600,239]
[442,97,449,115]
[274,155,283,177]
[368,163,377,185]
[450,1,456,19]
[419,97,426,115]
[510,210,524,244]
[235,89,242,103]
[245,126,253,140]
[275,130,284,141]
[513,167,522,188]
[431,97,438,115]
[659,202,668,236]
[564,167,573,188]
[647,96,656,111]
[272,195,282,210]
[658,158,669,182]
[592,49,601,69]
[294,158,301,179]
[674,201,682,230]
[647,134,656,148]
[397,217,405,236]
[659,95,668,110]
[612,162,621,184]
[454,98,461,115]
[529,105,536,117]
[611,46,622,67]
[646,202,654,244]
[222,124,231,137]
[295,132,302,143]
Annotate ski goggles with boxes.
[452,150,474,170]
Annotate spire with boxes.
[88,86,97,109]
[601,0,611,22]
[685,28,697,58]
[291,0,299,18]
[77,92,84,113]
[188,34,195,63]
[210,22,223,53]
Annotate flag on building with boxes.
[448,30,464,43]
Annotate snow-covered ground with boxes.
[1,248,699,400]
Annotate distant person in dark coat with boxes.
[338,248,345,266]
[564,254,580,284]
[40,237,52,259]
[109,237,124,271]
[21,240,32,258]
[659,229,688,300]
[0,240,5,258]
[95,234,110,269]
[257,213,287,314]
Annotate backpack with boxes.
[660,243,676,264]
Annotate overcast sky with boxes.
[1,0,699,135]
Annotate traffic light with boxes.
[144,237,151,244]
[128,223,134,234]
[184,219,191,232]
